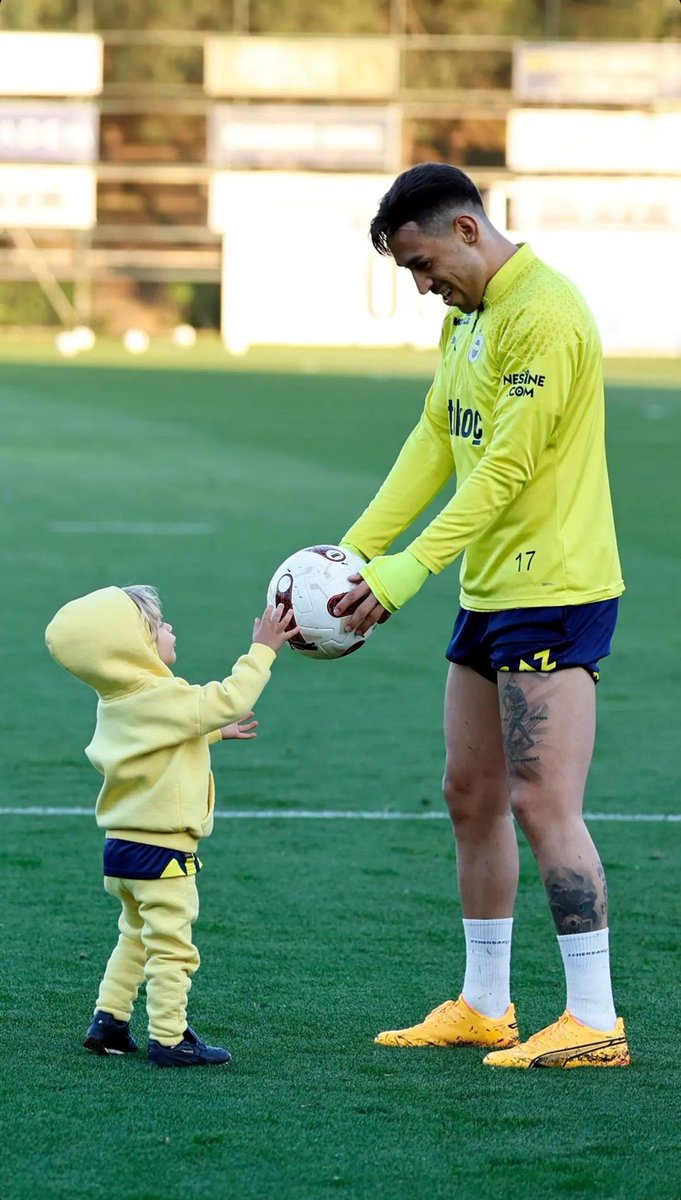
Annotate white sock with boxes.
[557,928,617,1032]
[461,918,513,1019]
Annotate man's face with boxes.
[388,217,485,313]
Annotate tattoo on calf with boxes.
[596,860,608,921]
[545,868,606,934]
[500,682,548,774]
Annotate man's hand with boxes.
[334,551,431,632]
[333,574,391,636]
[220,713,259,740]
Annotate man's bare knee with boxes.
[443,760,475,800]
[508,782,545,841]
[510,782,591,852]
[443,765,509,828]
[443,769,473,825]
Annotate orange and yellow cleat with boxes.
[374,995,519,1048]
[483,1011,630,1069]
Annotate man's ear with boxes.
[456,213,480,245]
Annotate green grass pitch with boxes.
[1,346,680,1199]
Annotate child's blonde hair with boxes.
[123,584,163,641]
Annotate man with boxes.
[335,163,630,1069]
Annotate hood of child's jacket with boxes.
[45,586,172,698]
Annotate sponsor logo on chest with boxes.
[448,397,484,446]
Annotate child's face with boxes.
[156,620,176,666]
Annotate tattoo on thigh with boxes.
[500,682,548,773]
[545,868,606,934]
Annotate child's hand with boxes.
[252,603,300,653]
[220,713,258,740]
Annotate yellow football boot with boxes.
[483,1011,630,1069]
[374,996,519,1048]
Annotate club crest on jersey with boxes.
[469,334,484,363]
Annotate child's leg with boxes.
[94,877,147,1020]
[133,875,200,1047]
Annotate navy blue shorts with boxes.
[445,599,619,684]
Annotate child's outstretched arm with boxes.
[195,604,299,736]
[124,606,299,748]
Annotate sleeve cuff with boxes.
[339,540,368,563]
[361,550,430,612]
[248,642,277,669]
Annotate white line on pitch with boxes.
[50,522,213,535]
[1,807,679,822]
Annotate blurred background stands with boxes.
[0,0,678,349]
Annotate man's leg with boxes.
[374,665,519,1047]
[443,664,517,921]
[484,669,629,1068]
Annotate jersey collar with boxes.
[482,243,534,308]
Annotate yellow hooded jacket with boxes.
[45,587,276,853]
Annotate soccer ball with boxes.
[266,545,373,660]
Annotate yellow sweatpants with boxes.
[96,874,200,1046]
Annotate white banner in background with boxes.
[513,41,681,104]
[0,33,103,97]
[208,105,401,171]
[507,230,681,355]
[507,109,681,174]
[488,177,681,231]
[205,37,399,100]
[210,172,443,352]
[0,103,99,163]
[0,165,96,228]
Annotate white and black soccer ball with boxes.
[266,545,373,660]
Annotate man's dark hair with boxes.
[370,163,485,255]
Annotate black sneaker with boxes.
[148,1026,232,1068]
[83,1010,138,1055]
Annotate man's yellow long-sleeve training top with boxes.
[344,243,624,613]
[45,587,275,852]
